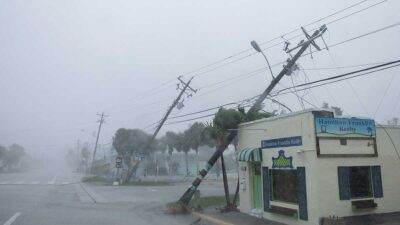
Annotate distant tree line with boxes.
[111,106,275,185]
[0,144,26,172]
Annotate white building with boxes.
[237,109,400,225]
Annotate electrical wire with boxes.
[326,50,371,116]
[373,73,396,118]
[174,0,387,81]
[274,60,400,94]
[101,0,389,117]
[191,22,400,101]
[100,1,392,131]
[160,61,400,126]
[274,63,400,97]
[178,0,379,79]
[378,124,400,161]
[164,113,217,125]
[308,22,400,55]
[301,61,387,70]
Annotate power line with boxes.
[301,61,387,70]
[165,113,217,125]
[96,1,391,131]
[161,61,400,126]
[274,60,400,93]
[168,102,240,119]
[326,49,371,117]
[100,0,387,117]
[311,22,400,53]
[373,73,396,118]
[274,63,400,97]
[178,0,380,79]
[194,23,400,98]
[390,70,400,116]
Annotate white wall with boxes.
[316,126,400,219]
[237,110,400,225]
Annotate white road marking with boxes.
[15,181,24,185]
[0,181,9,185]
[3,212,21,225]
[146,187,156,192]
[30,181,40,185]
[61,182,69,185]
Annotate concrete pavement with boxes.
[0,165,200,225]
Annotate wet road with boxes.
[0,163,233,225]
[0,164,200,225]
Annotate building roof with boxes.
[239,108,333,127]
[239,108,394,129]
[376,124,400,129]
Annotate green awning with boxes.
[237,148,262,162]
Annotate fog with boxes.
[0,0,399,160]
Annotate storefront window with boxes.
[270,169,298,203]
[349,166,372,198]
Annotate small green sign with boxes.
[272,150,293,168]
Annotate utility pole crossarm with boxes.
[150,77,196,142]
[91,112,108,171]
[178,24,328,205]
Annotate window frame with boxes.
[269,168,298,204]
[349,166,373,199]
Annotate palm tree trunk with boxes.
[185,151,189,176]
[195,149,199,175]
[232,142,240,205]
[232,179,240,205]
[220,154,231,205]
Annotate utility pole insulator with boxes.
[149,76,197,144]
[178,24,329,205]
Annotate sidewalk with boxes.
[201,209,286,225]
[199,210,400,225]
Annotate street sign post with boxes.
[116,156,122,168]
[135,154,145,161]
[114,156,123,185]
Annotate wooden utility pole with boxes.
[123,77,196,183]
[150,76,197,142]
[91,112,107,171]
[179,24,328,205]
[76,139,80,171]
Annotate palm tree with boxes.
[185,122,206,174]
[203,107,245,208]
[112,128,156,184]
[163,131,179,174]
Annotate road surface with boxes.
[0,163,233,225]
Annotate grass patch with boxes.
[123,180,172,186]
[165,195,239,214]
[81,176,111,185]
[194,195,234,208]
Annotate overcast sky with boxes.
[1,0,399,158]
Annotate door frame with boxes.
[251,162,262,209]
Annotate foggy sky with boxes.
[1,0,399,158]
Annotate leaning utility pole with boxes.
[123,76,197,183]
[77,139,81,171]
[178,24,328,205]
[150,76,197,142]
[91,112,107,171]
